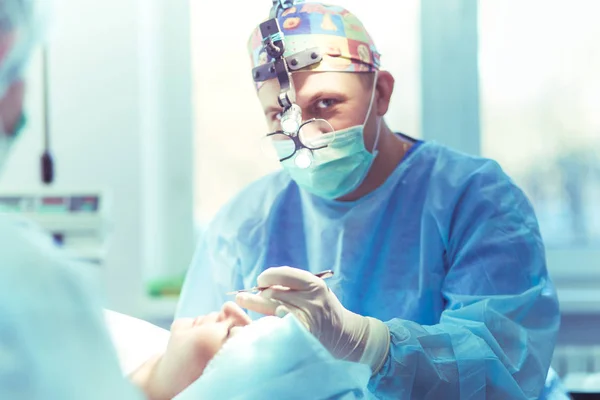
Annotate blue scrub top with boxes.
[178,137,565,399]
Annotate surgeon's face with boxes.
[0,79,25,135]
[258,71,394,152]
[0,31,26,137]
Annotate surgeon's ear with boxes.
[375,71,394,117]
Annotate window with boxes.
[479,1,600,248]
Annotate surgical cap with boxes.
[0,0,48,98]
[247,2,381,91]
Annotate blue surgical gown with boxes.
[177,139,564,399]
[0,215,143,399]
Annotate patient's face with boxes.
[170,301,251,372]
[154,302,252,399]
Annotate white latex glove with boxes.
[236,266,390,374]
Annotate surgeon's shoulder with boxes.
[420,142,535,222]
[207,170,292,235]
[0,214,55,258]
[421,141,515,188]
[0,214,95,293]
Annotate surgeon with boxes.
[0,3,138,398]
[0,2,254,399]
[177,1,568,399]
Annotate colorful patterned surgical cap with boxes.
[247,2,381,91]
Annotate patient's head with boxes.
[171,301,251,364]
[158,301,251,398]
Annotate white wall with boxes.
[0,0,195,320]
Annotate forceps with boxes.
[226,270,334,295]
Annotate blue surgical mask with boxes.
[278,73,382,200]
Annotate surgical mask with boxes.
[0,113,27,174]
[278,73,381,200]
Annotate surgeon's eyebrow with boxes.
[304,90,329,103]
[304,90,348,105]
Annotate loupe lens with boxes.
[260,133,295,161]
[294,148,313,168]
[298,119,335,149]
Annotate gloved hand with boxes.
[235,266,390,374]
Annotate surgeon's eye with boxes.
[271,112,282,122]
[315,98,338,110]
[311,98,340,118]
